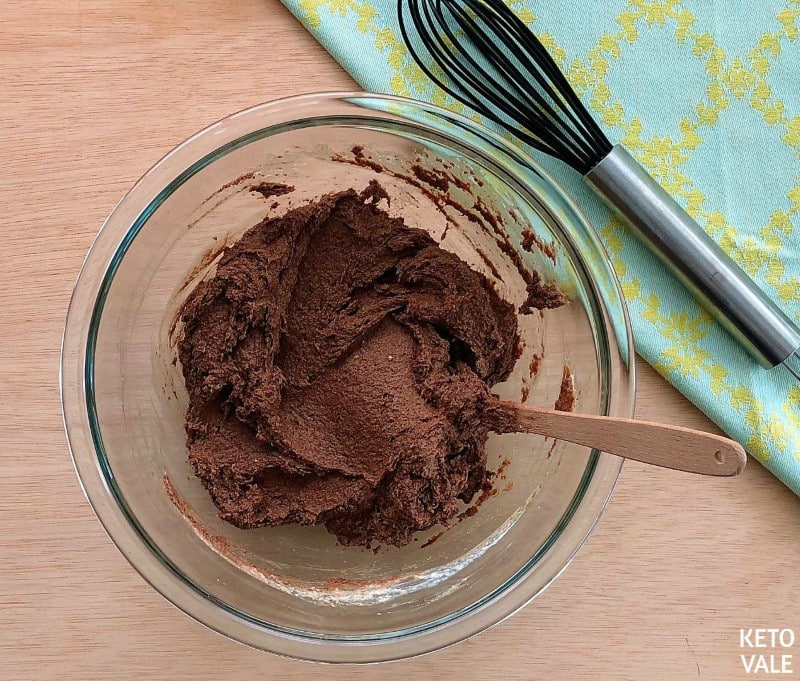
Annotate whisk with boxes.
[398,0,800,380]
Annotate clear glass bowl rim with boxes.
[60,91,635,663]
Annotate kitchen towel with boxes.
[281,0,800,493]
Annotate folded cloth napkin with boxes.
[281,0,800,493]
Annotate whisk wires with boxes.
[398,0,613,174]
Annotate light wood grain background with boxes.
[2,2,798,679]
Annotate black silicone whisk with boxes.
[398,0,800,380]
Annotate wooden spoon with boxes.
[491,400,747,476]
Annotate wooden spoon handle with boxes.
[494,401,746,476]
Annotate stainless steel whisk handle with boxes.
[585,145,800,369]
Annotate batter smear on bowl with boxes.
[178,181,562,547]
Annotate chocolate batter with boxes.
[178,182,555,547]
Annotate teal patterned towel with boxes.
[280,0,800,494]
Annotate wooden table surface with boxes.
[3,2,798,679]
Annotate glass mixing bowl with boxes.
[61,92,634,663]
